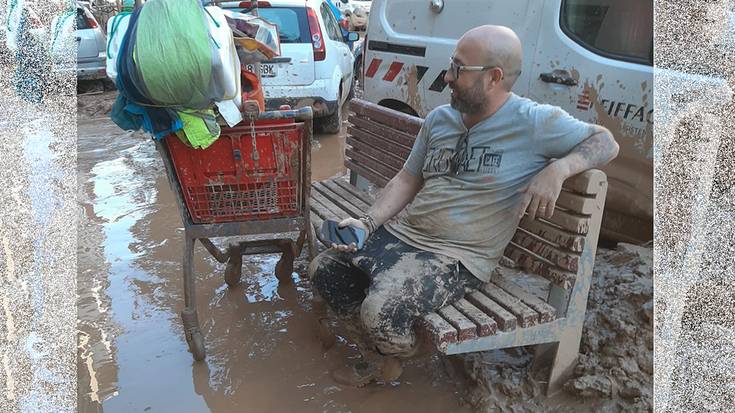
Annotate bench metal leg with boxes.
[545,324,584,395]
[181,234,206,361]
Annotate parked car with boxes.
[363,0,656,243]
[223,0,358,133]
[74,5,107,80]
[50,5,107,80]
[336,0,371,31]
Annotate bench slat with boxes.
[556,190,598,215]
[349,99,423,136]
[490,273,557,322]
[511,230,581,272]
[438,306,478,341]
[504,242,576,287]
[312,182,366,218]
[347,135,406,171]
[333,178,376,204]
[481,283,539,328]
[345,159,390,187]
[346,149,399,183]
[321,180,372,211]
[310,192,349,221]
[422,312,458,349]
[347,119,413,156]
[562,169,606,196]
[517,216,586,252]
[453,298,497,337]
[466,291,517,332]
[542,209,590,235]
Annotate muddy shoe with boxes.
[332,357,403,387]
[380,356,403,382]
[332,361,381,387]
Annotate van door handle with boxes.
[539,70,578,86]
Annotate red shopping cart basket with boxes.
[165,118,305,224]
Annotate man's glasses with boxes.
[448,58,498,80]
[449,132,469,175]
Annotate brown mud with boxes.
[76,89,470,412]
[77,87,652,412]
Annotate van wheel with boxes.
[317,98,342,134]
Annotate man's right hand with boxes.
[330,217,369,253]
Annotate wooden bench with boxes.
[309,99,608,394]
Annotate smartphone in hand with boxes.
[321,220,367,250]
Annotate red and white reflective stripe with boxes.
[365,58,382,78]
[577,91,592,111]
[382,61,404,81]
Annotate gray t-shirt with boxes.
[384,93,595,282]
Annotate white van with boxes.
[362,0,655,243]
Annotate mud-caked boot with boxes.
[332,360,381,387]
[379,356,403,382]
[331,356,403,387]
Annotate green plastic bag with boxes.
[135,0,213,108]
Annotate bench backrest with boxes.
[346,99,607,316]
[346,100,421,186]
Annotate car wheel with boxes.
[316,96,342,134]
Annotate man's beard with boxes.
[449,78,487,114]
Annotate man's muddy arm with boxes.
[518,125,618,221]
[366,168,424,227]
[554,125,619,179]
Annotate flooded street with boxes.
[76,94,471,412]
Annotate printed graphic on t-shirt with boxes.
[424,146,503,175]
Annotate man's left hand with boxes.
[517,161,567,221]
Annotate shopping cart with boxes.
[155,107,316,361]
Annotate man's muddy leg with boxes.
[308,249,370,349]
[359,252,483,358]
[308,249,370,317]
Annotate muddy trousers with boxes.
[308,227,483,357]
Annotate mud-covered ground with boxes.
[76,85,652,412]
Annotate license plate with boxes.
[246,63,277,77]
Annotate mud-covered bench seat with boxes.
[309,99,608,394]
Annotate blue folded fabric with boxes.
[111,7,182,139]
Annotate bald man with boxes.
[309,25,619,387]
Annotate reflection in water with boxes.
[311,130,347,182]
[78,116,471,412]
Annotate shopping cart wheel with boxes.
[188,331,206,361]
[181,308,206,361]
[224,247,243,288]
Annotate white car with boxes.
[223,0,358,133]
[74,5,108,80]
[48,5,107,80]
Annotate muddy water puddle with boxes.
[77,116,471,412]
